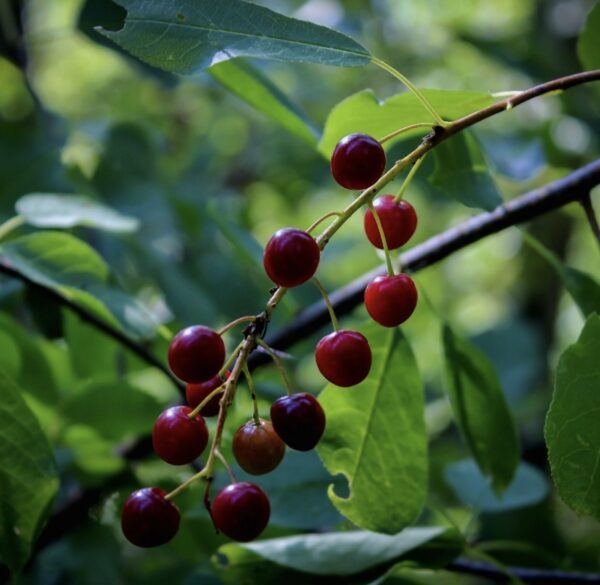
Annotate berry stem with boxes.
[243,364,261,425]
[218,340,245,377]
[367,201,395,276]
[0,215,25,241]
[312,277,340,332]
[306,211,343,235]
[164,466,208,501]
[187,380,227,419]
[218,315,256,336]
[371,57,448,127]
[395,154,427,203]
[256,338,294,396]
[215,449,237,484]
[379,122,433,145]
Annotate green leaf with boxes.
[442,324,519,492]
[209,60,319,146]
[319,89,493,157]
[316,323,427,534]
[545,313,600,520]
[61,381,162,442]
[445,459,549,512]
[430,132,502,210]
[0,232,158,340]
[578,2,600,70]
[16,193,140,233]
[0,370,59,572]
[522,232,600,317]
[237,528,447,576]
[99,0,371,73]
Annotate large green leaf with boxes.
[578,2,600,70]
[545,313,600,520]
[523,232,600,318]
[318,89,493,157]
[445,459,549,512]
[0,232,158,340]
[209,60,319,146]
[99,0,371,73]
[239,528,448,576]
[16,193,139,233]
[316,323,427,534]
[0,370,59,573]
[430,132,502,210]
[442,324,519,492]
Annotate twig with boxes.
[580,192,600,249]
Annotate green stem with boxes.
[379,122,433,145]
[0,215,25,241]
[215,449,237,484]
[256,338,294,396]
[187,380,227,419]
[219,340,244,377]
[218,315,255,336]
[243,364,261,425]
[372,57,448,127]
[306,211,342,235]
[395,154,427,202]
[312,277,340,331]
[165,466,208,500]
[367,201,395,276]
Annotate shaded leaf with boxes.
[319,89,493,157]
[430,132,502,210]
[0,370,59,572]
[209,59,319,146]
[445,459,549,512]
[16,193,139,233]
[316,323,427,534]
[443,324,519,492]
[545,313,600,520]
[578,2,600,70]
[99,0,371,73]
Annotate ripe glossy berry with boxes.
[364,195,417,250]
[168,325,225,383]
[121,487,180,548]
[330,133,386,190]
[364,274,418,328]
[315,330,372,387]
[152,406,209,465]
[186,373,229,417]
[270,393,326,451]
[211,482,270,542]
[233,419,286,475]
[263,228,320,288]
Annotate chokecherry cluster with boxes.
[121,131,420,548]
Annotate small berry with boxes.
[330,133,386,190]
[168,325,225,383]
[364,196,417,250]
[211,482,270,542]
[152,405,209,465]
[315,330,372,387]
[186,372,229,417]
[270,393,326,451]
[121,487,180,548]
[364,274,418,327]
[263,228,320,288]
[233,419,286,475]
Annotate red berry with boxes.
[270,393,326,451]
[315,330,372,387]
[186,373,229,417]
[364,274,418,327]
[211,482,270,542]
[232,419,286,475]
[121,487,180,548]
[330,133,386,190]
[152,405,209,465]
[168,325,225,383]
[263,228,320,288]
[364,195,417,250]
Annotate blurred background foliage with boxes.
[0,0,599,583]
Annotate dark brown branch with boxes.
[0,258,184,392]
[251,158,600,364]
[580,192,600,249]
